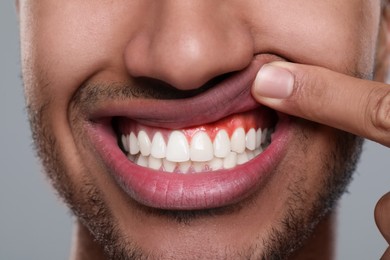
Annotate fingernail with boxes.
[254,64,294,99]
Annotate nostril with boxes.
[131,72,235,100]
[195,72,234,95]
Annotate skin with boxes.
[17,0,390,259]
[252,3,390,259]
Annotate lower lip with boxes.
[87,113,291,210]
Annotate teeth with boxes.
[178,160,191,173]
[148,156,162,170]
[237,152,249,165]
[121,126,273,173]
[129,132,140,155]
[254,148,263,156]
[127,153,136,161]
[262,128,274,147]
[138,131,151,156]
[245,128,256,151]
[166,131,190,162]
[163,159,176,173]
[247,151,255,160]
[261,128,267,144]
[231,128,246,153]
[121,135,129,152]
[151,132,166,159]
[223,152,237,169]
[193,162,207,172]
[209,157,223,171]
[136,155,148,167]
[255,129,262,149]
[213,130,230,158]
[190,131,214,162]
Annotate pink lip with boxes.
[88,116,290,209]
[84,54,292,210]
[87,55,284,129]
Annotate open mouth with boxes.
[89,107,287,210]
[85,54,291,209]
[115,108,276,173]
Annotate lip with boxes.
[87,54,284,129]
[84,54,292,210]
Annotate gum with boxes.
[117,108,276,142]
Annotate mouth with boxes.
[85,55,291,210]
[115,109,275,173]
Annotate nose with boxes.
[124,1,254,90]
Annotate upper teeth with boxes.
[120,127,272,173]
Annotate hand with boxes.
[251,62,390,259]
[252,62,390,146]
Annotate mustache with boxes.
[72,75,229,107]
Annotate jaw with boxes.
[75,119,358,260]
[36,90,361,259]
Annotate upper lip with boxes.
[87,54,283,129]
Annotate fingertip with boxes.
[253,63,294,100]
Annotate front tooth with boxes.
[151,132,166,159]
[121,135,129,152]
[231,128,246,153]
[178,161,191,173]
[237,152,249,165]
[213,130,230,158]
[138,131,151,156]
[193,162,206,172]
[129,132,140,155]
[246,128,256,151]
[166,131,190,162]
[223,152,237,169]
[247,151,255,160]
[163,159,176,173]
[209,157,223,171]
[136,155,148,167]
[255,129,262,149]
[148,156,162,170]
[190,131,213,162]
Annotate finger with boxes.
[252,62,390,147]
[375,192,390,244]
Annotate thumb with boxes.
[251,62,390,147]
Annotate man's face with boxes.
[20,1,383,259]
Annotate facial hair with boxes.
[27,80,363,259]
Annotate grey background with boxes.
[1,1,390,259]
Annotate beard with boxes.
[26,81,363,259]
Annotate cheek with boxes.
[20,1,139,108]
[251,1,381,76]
